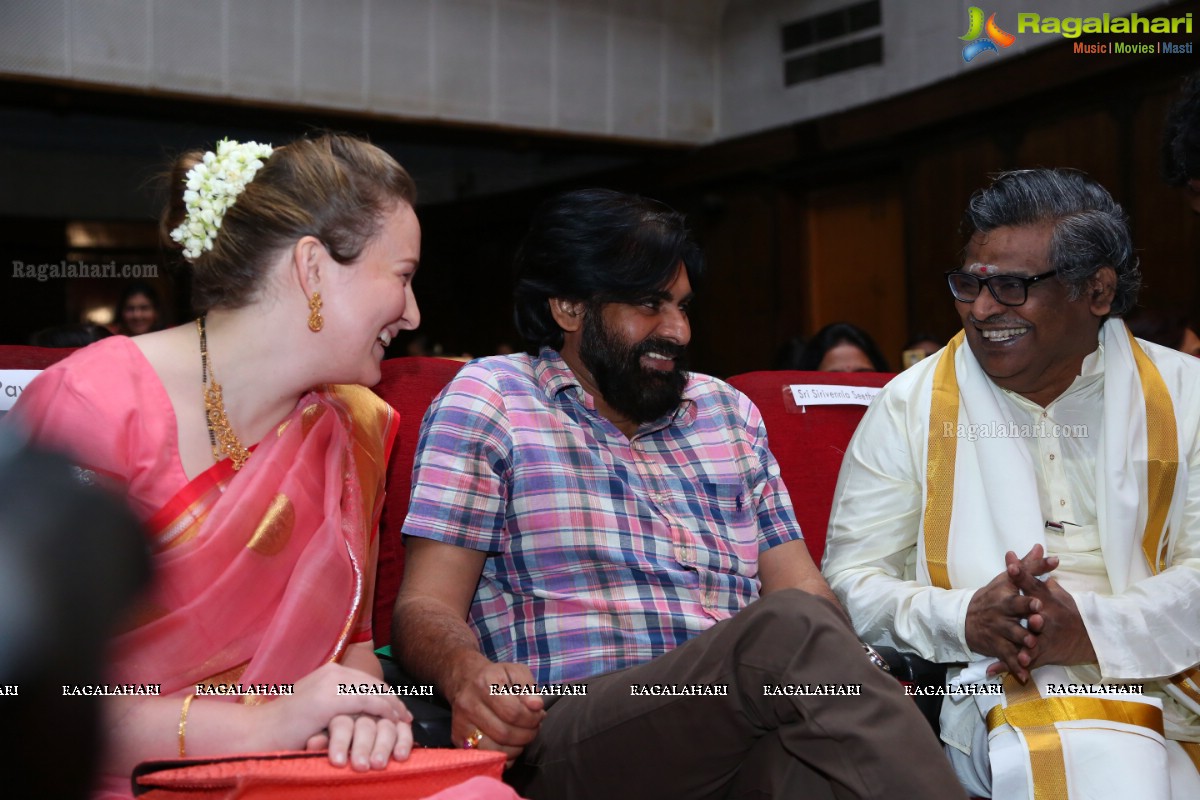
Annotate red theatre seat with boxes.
[0,344,76,370]
[725,370,895,567]
[730,369,955,736]
[370,356,465,646]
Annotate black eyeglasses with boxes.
[944,269,1058,307]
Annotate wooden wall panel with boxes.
[1014,109,1121,192]
[686,186,780,377]
[803,179,907,370]
[1130,84,1200,319]
[903,137,1006,347]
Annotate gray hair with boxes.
[962,169,1140,316]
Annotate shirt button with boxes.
[1060,499,1067,507]
[1048,454,1055,461]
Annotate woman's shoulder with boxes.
[21,335,151,405]
[13,334,184,516]
[45,333,143,370]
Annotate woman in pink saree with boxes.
[9,134,516,799]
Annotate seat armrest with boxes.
[873,646,949,685]
[873,646,952,735]
[379,652,454,748]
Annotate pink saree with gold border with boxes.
[10,338,399,799]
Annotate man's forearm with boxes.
[760,538,841,607]
[393,596,491,699]
[790,571,840,606]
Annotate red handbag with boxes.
[132,749,507,799]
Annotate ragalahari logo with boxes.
[960,6,1016,62]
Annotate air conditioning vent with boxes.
[782,1,882,86]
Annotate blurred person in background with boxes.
[1127,308,1200,357]
[900,333,944,369]
[114,282,164,337]
[1163,70,1200,213]
[797,322,890,372]
[29,322,113,349]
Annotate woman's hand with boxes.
[304,713,412,770]
[261,662,414,770]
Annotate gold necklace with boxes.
[197,316,250,471]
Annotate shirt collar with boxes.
[533,347,698,432]
[533,347,580,400]
[998,339,1105,411]
[1053,338,1105,398]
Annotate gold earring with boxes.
[308,292,324,332]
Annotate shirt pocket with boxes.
[699,480,759,573]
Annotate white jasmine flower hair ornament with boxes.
[170,138,274,262]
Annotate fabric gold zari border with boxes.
[994,676,1069,800]
[146,459,236,551]
[319,384,399,663]
[922,331,964,590]
[1122,330,1199,707]
[1181,742,1200,774]
[986,676,1166,800]
[1171,667,1200,705]
[326,384,397,533]
[987,692,1165,737]
[1126,328,1179,575]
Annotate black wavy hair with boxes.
[512,188,705,354]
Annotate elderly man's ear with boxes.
[1088,267,1116,316]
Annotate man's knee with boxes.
[729,589,853,645]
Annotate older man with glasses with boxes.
[823,168,1200,800]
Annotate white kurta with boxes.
[822,323,1200,798]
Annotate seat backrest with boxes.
[369,356,465,646]
[0,345,75,414]
[726,370,894,566]
[0,345,76,369]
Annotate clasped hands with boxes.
[270,663,414,771]
[965,544,1097,682]
[447,658,547,767]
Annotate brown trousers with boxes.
[506,590,965,800]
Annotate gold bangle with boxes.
[178,693,196,757]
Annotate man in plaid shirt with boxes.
[394,189,962,800]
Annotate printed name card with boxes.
[789,384,881,407]
[0,370,41,412]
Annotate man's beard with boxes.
[579,309,688,425]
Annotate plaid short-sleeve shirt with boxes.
[402,349,804,684]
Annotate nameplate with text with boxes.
[0,370,41,412]
[789,384,881,407]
